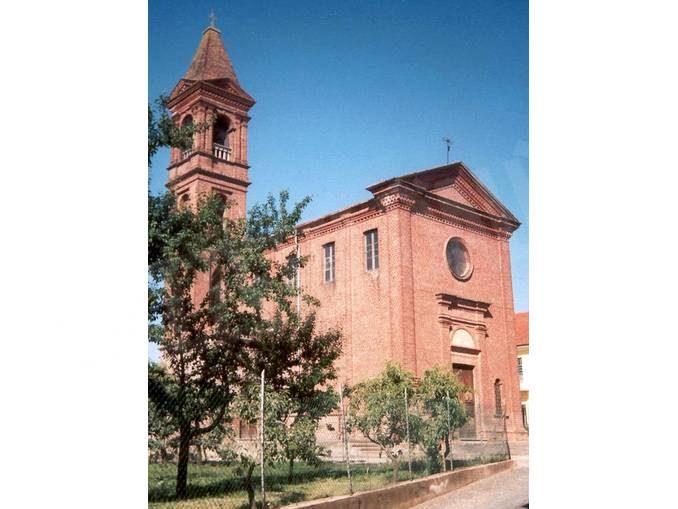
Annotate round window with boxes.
[446,237,472,280]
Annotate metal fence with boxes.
[148,373,511,509]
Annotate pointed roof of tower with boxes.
[183,26,241,85]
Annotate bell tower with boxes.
[166,19,255,219]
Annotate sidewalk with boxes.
[412,442,528,509]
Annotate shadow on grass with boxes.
[149,461,360,503]
[148,457,497,505]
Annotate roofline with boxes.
[168,79,255,110]
[295,161,521,236]
[374,178,520,231]
[296,198,373,231]
[366,161,520,224]
[366,161,464,190]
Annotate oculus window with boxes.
[446,237,472,281]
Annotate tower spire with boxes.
[182,20,240,84]
[209,9,217,28]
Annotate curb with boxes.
[284,460,514,509]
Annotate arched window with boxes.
[494,379,503,416]
[180,115,194,157]
[181,114,194,128]
[214,116,229,144]
[212,116,232,161]
[212,192,228,218]
[451,328,475,349]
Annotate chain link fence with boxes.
[149,374,511,509]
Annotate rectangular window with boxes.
[364,229,379,271]
[323,243,335,282]
[517,357,523,379]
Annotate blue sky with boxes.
[149,0,528,312]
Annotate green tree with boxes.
[148,95,206,167]
[247,310,343,482]
[219,307,343,509]
[148,93,311,498]
[148,362,179,464]
[345,362,423,482]
[148,190,309,498]
[417,365,467,472]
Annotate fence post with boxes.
[260,369,266,508]
[404,387,413,481]
[339,384,353,495]
[446,390,454,471]
[502,402,511,460]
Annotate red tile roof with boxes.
[184,27,240,84]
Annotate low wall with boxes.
[284,460,514,509]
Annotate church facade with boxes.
[166,24,527,440]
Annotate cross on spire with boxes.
[209,10,217,28]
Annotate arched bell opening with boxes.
[212,115,232,161]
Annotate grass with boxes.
[149,456,508,509]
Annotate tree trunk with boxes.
[244,463,255,509]
[199,444,206,464]
[392,459,399,483]
[176,423,191,499]
[287,457,295,483]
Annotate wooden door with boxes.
[453,364,476,439]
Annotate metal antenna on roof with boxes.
[442,137,452,164]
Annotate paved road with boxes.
[411,455,528,509]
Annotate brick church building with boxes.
[165,24,527,440]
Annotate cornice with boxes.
[416,204,510,240]
[372,181,514,239]
[436,293,492,318]
[168,80,254,113]
[367,162,520,226]
[167,150,249,171]
[377,188,417,211]
[166,167,251,190]
[438,314,489,331]
[280,206,383,248]
[451,345,482,356]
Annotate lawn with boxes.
[149,459,430,509]
[149,455,507,509]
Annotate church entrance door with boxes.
[453,363,476,439]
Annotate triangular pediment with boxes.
[169,79,193,100]
[366,162,518,225]
[400,163,517,221]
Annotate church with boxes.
[165,23,527,440]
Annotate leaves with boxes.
[148,95,210,167]
[345,363,467,473]
[346,363,422,462]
